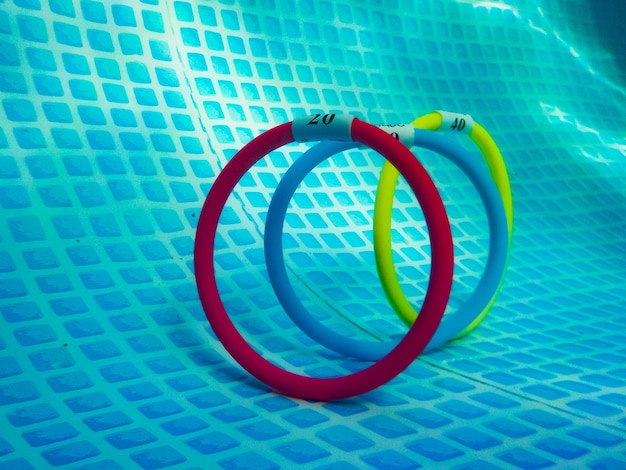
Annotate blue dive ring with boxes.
[264,128,509,360]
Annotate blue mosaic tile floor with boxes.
[1,0,626,468]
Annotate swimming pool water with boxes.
[1,0,625,468]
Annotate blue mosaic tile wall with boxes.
[1,0,625,468]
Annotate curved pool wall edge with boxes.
[1,0,626,468]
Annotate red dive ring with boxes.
[194,115,454,401]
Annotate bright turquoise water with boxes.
[1,0,625,468]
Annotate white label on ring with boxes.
[378,124,414,148]
[437,110,475,135]
[292,113,354,142]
